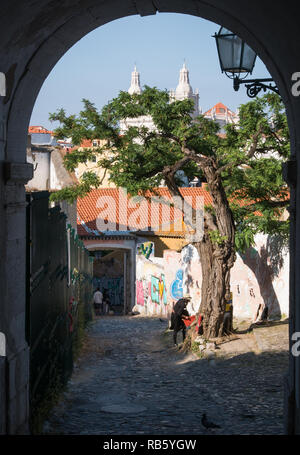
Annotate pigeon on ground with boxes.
[201,413,221,430]
[159,318,164,322]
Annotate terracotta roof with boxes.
[203,102,237,119]
[68,139,99,153]
[78,184,289,237]
[28,125,54,135]
[80,139,93,147]
[77,185,288,238]
[77,187,211,237]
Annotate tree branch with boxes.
[182,148,212,169]
[257,199,290,208]
[216,125,265,175]
[161,154,192,179]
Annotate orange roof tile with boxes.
[28,125,54,135]
[77,183,288,237]
[203,102,237,118]
[77,187,211,237]
[80,139,93,147]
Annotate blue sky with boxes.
[30,13,271,130]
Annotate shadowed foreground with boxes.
[42,316,288,435]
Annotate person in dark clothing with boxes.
[170,295,191,346]
[103,289,110,315]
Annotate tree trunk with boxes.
[195,160,236,339]
[195,225,232,338]
[165,154,236,339]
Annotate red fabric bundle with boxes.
[183,315,196,327]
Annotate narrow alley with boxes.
[43,316,288,435]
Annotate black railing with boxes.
[26,191,93,432]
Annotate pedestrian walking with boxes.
[103,289,110,315]
[170,294,191,346]
[93,287,103,316]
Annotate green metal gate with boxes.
[26,191,93,431]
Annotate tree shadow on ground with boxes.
[233,317,289,335]
[161,330,289,434]
[239,235,288,321]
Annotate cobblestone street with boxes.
[43,316,289,435]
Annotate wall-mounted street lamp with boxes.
[213,27,279,98]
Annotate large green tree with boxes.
[49,88,289,338]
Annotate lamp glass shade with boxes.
[215,27,257,76]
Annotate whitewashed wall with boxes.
[135,235,289,321]
[26,151,50,190]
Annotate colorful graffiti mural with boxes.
[136,274,167,308]
[135,255,170,315]
[137,242,154,259]
[151,274,167,305]
[136,233,289,320]
[170,269,183,300]
[93,276,124,308]
[136,280,145,306]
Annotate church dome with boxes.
[128,65,142,95]
[175,62,193,99]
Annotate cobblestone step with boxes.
[42,315,289,435]
[252,321,289,353]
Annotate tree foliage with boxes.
[49,87,290,338]
[49,88,289,253]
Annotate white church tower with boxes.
[128,65,142,95]
[120,66,155,134]
[120,63,201,134]
[169,62,200,117]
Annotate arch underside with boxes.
[0,0,299,435]
[1,0,298,158]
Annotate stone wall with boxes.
[1,0,299,434]
[135,255,169,316]
[26,149,50,190]
[0,357,6,433]
[231,234,289,320]
[135,234,289,321]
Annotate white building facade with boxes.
[120,64,239,135]
[120,63,203,134]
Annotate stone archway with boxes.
[1,0,299,434]
[85,243,136,315]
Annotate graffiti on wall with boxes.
[136,276,151,309]
[136,280,145,306]
[135,255,170,315]
[136,234,288,320]
[170,269,183,300]
[137,235,288,319]
[137,242,154,259]
[93,276,124,307]
[151,274,167,305]
[136,274,167,307]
